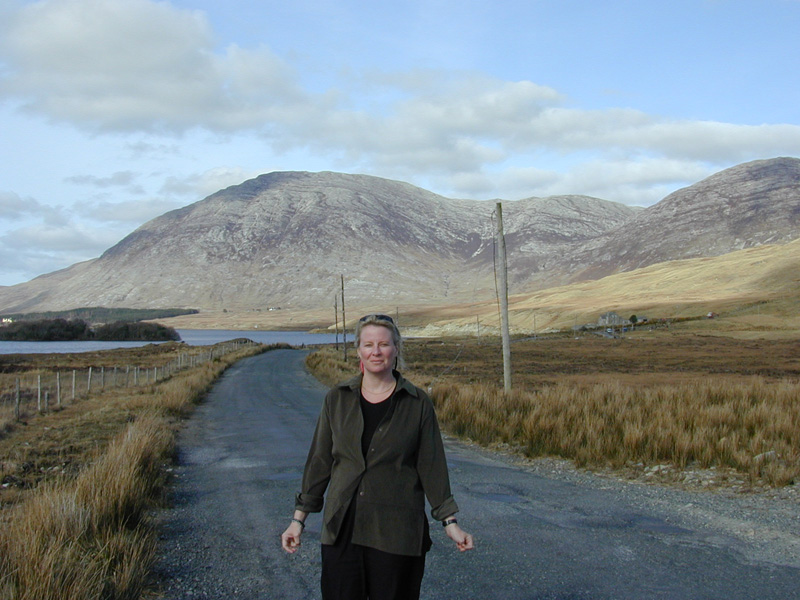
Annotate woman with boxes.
[281,313,473,599]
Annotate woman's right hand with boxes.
[281,520,304,553]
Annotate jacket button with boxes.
[359,491,365,496]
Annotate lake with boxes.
[0,329,340,355]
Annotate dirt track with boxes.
[151,349,800,599]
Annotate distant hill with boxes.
[0,172,635,312]
[415,237,800,336]
[0,158,797,319]
[558,157,800,283]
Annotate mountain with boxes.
[559,157,800,283]
[0,172,635,313]
[0,158,797,317]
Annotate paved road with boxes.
[152,349,800,599]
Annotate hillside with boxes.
[412,238,800,337]
[0,172,634,313]
[559,157,800,283]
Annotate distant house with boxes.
[597,312,625,327]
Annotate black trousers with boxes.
[320,503,426,600]
[321,542,425,600]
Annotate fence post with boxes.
[37,374,42,411]
[101,366,105,389]
[44,391,49,412]
[15,378,20,421]
[57,371,62,407]
[87,367,93,394]
[72,370,76,400]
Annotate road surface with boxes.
[151,349,800,599]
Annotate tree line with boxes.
[0,318,180,342]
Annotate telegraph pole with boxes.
[495,202,512,392]
[334,294,340,350]
[341,275,347,361]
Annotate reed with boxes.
[303,340,800,487]
[431,377,800,486]
[0,415,168,600]
[305,347,354,387]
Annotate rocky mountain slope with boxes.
[559,157,800,283]
[0,158,797,315]
[0,172,635,312]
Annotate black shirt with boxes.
[360,392,391,457]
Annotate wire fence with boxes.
[0,339,258,422]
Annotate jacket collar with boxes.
[339,370,419,398]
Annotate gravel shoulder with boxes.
[466,445,800,570]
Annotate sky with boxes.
[1,0,799,287]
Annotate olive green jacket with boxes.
[295,372,459,556]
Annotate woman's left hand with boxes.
[444,523,474,552]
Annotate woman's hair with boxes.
[355,314,405,370]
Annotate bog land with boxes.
[310,329,800,489]
[0,326,798,598]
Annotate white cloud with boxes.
[72,197,185,225]
[2,221,106,253]
[0,217,122,285]
[616,121,800,163]
[2,0,799,190]
[537,158,715,206]
[0,0,307,132]
[0,190,69,226]
[65,171,144,193]
[159,166,261,199]
[0,190,43,219]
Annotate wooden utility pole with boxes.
[495,202,512,392]
[341,275,347,361]
[334,295,340,350]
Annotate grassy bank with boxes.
[0,342,276,600]
[306,333,800,489]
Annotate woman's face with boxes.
[357,324,397,375]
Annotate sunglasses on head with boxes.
[359,314,395,325]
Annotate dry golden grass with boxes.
[305,347,353,388]
[0,415,169,600]
[422,238,800,336]
[0,342,271,600]
[306,331,800,489]
[432,378,800,487]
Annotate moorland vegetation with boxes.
[1,322,797,599]
[308,331,800,489]
[0,340,276,600]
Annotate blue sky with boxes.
[1,0,799,287]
